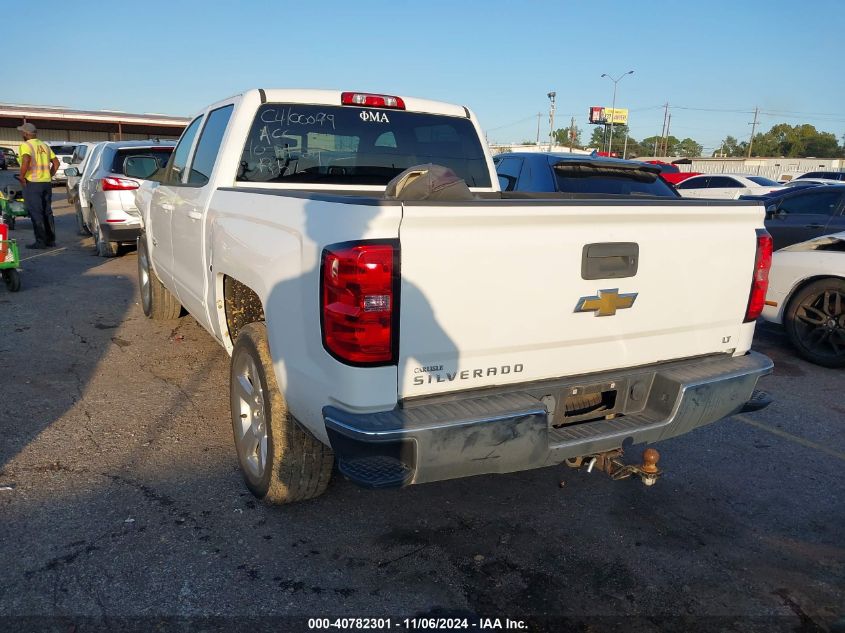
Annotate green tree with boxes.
[716,135,744,157]
[638,135,681,156]
[554,125,582,148]
[588,125,607,149]
[676,138,703,158]
[747,123,842,158]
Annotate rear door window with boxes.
[188,104,234,186]
[778,190,843,215]
[237,104,491,187]
[496,157,523,191]
[708,176,742,188]
[677,176,709,189]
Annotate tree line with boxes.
[526,122,844,159]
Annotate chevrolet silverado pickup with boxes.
[128,89,773,504]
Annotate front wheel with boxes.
[137,234,181,319]
[230,322,333,504]
[784,278,845,368]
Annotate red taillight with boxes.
[101,177,139,191]
[341,92,406,110]
[321,242,398,365]
[744,230,773,322]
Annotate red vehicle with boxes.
[645,160,700,185]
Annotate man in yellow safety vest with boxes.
[16,122,60,249]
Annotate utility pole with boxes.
[601,71,634,155]
[622,129,629,159]
[659,102,669,157]
[664,113,672,156]
[535,112,542,146]
[747,107,759,158]
[547,92,556,152]
[569,116,576,152]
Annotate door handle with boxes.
[161,202,174,212]
[187,210,202,220]
[805,223,825,229]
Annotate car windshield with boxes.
[111,147,174,175]
[748,176,779,186]
[49,145,77,155]
[553,163,679,197]
[237,104,491,187]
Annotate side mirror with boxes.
[64,167,80,178]
[124,155,161,180]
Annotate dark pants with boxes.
[23,181,55,246]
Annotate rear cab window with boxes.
[553,162,679,197]
[237,104,491,188]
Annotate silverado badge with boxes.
[575,289,638,317]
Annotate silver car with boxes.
[67,140,175,257]
[65,141,99,204]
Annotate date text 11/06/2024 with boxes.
[307,617,528,630]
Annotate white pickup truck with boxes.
[128,88,774,504]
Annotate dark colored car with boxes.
[0,147,18,170]
[795,171,845,181]
[750,185,845,250]
[494,152,679,198]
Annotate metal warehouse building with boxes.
[0,103,189,151]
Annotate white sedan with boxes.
[761,231,845,367]
[676,174,784,199]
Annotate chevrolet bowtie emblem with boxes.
[575,289,638,317]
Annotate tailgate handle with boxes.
[581,242,639,280]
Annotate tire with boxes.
[92,217,118,257]
[783,278,845,368]
[2,269,21,292]
[230,322,333,504]
[137,234,181,320]
[76,204,90,236]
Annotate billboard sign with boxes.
[588,106,629,125]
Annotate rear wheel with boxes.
[137,234,181,319]
[784,278,845,368]
[92,217,118,257]
[230,322,333,504]
[2,269,21,292]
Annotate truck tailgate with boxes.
[398,200,761,398]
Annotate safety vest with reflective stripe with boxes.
[21,139,55,183]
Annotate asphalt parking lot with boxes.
[0,184,843,632]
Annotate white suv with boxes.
[68,140,175,257]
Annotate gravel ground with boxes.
[0,183,842,633]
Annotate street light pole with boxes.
[600,70,634,155]
[547,92,556,152]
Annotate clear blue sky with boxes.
[11,1,845,152]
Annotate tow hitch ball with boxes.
[565,448,662,486]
